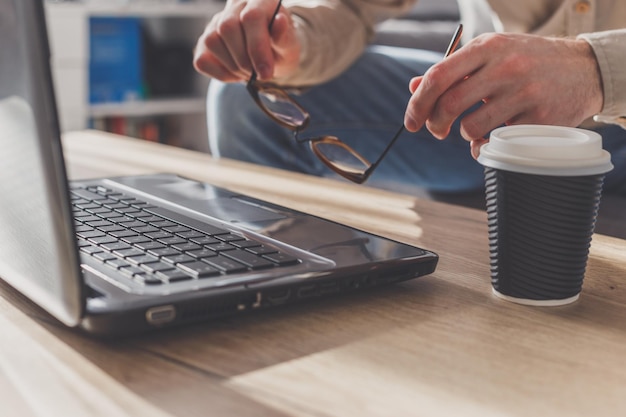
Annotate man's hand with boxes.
[193,0,301,83]
[403,33,604,158]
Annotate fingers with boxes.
[404,45,486,133]
[470,138,489,159]
[458,91,525,142]
[194,14,246,82]
[217,2,254,78]
[404,33,527,138]
[193,0,294,82]
[408,76,422,94]
[193,9,249,82]
[404,32,606,165]
[268,13,300,78]
[239,4,274,79]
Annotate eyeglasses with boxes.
[247,2,463,184]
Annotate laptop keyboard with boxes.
[71,185,301,287]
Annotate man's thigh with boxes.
[208,45,485,193]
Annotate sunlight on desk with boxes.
[0,131,625,417]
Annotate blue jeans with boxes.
[208,45,626,195]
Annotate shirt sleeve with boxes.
[276,0,417,86]
[578,29,626,129]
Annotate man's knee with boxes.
[207,80,266,158]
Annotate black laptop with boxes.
[0,0,438,336]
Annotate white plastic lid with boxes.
[478,125,613,176]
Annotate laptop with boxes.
[0,0,438,336]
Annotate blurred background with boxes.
[44,0,460,153]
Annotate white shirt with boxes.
[281,0,626,127]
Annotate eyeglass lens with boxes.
[312,139,370,174]
[256,86,309,128]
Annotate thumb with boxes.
[268,12,301,78]
[470,138,489,160]
[270,12,298,53]
[409,76,423,94]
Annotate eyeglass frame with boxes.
[246,1,463,184]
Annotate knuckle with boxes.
[217,15,241,37]
[422,64,445,91]
[438,88,463,118]
[475,32,508,50]
[531,106,552,124]
[203,31,223,49]
[240,7,265,26]
[460,116,484,140]
[499,53,531,77]
[519,82,543,103]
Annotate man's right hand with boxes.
[193,0,301,83]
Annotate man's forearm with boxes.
[276,0,417,86]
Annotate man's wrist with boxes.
[573,38,604,117]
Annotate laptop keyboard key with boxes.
[100,241,132,252]
[162,253,196,265]
[217,233,245,243]
[134,275,164,285]
[88,235,118,245]
[114,247,145,258]
[232,239,262,249]
[72,189,107,201]
[93,252,117,262]
[190,235,221,246]
[202,255,248,274]
[120,265,146,277]
[140,261,176,274]
[109,230,138,239]
[177,261,221,278]
[77,229,106,239]
[262,252,300,266]
[159,236,187,246]
[80,245,103,255]
[177,230,207,240]
[245,244,279,255]
[222,250,275,270]
[156,269,194,283]
[106,258,130,269]
[134,241,167,251]
[148,247,182,258]
[205,242,236,252]
[172,242,202,252]
[187,248,217,259]
[122,235,151,245]
[164,225,190,234]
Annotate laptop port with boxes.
[297,284,318,299]
[319,281,339,295]
[266,288,291,305]
[146,305,176,325]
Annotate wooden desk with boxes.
[2,130,626,417]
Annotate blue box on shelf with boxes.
[89,17,144,104]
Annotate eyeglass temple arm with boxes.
[362,24,463,182]
[361,125,405,181]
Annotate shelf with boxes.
[88,97,206,118]
[47,1,225,17]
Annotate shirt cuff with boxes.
[578,30,626,129]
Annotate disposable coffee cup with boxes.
[477,125,613,306]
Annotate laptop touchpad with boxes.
[108,175,287,223]
[175,197,287,223]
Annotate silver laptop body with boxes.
[0,0,438,336]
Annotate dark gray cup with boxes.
[478,125,613,306]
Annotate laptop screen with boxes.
[0,0,84,325]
